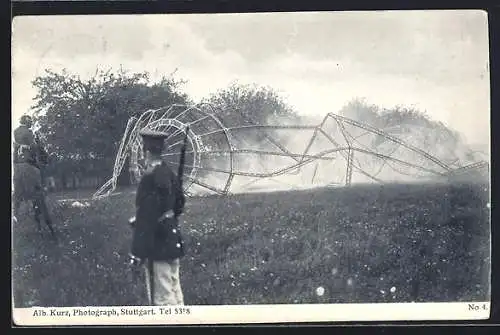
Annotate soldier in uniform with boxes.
[13,114,49,187]
[129,127,187,306]
[12,114,54,235]
[13,115,37,166]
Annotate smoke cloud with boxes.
[191,99,488,195]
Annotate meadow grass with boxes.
[12,182,490,307]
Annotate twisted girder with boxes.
[94,103,485,199]
[329,114,452,171]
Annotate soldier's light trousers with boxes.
[144,259,184,306]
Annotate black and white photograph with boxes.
[11,10,491,325]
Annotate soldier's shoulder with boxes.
[138,170,154,182]
[14,126,33,137]
[152,163,175,188]
[13,126,23,135]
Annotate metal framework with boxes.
[92,103,489,199]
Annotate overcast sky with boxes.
[12,10,490,147]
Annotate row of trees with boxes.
[29,67,472,192]
[30,67,299,191]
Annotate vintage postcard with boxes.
[11,10,491,325]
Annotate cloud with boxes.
[187,10,489,83]
[13,15,155,60]
[11,15,250,115]
[11,12,490,148]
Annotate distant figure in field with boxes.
[13,115,37,166]
[46,176,56,192]
[129,127,186,306]
[128,159,142,185]
[13,114,49,180]
[12,114,55,237]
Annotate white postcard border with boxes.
[13,302,491,326]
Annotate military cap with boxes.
[138,127,170,139]
[139,127,169,154]
[20,114,33,126]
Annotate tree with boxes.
[339,98,462,143]
[203,81,300,148]
[337,98,474,167]
[31,67,190,189]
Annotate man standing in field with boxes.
[13,114,49,186]
[13,115,37,166]
[129,127,187,306]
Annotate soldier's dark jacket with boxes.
[131,161,186,261]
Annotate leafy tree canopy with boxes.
[31,67,190,179]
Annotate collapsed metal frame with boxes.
[93,103,236,198]
[93,103,488,199]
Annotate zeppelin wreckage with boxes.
[93,103,489,199]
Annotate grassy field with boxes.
[12,181,490,307]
